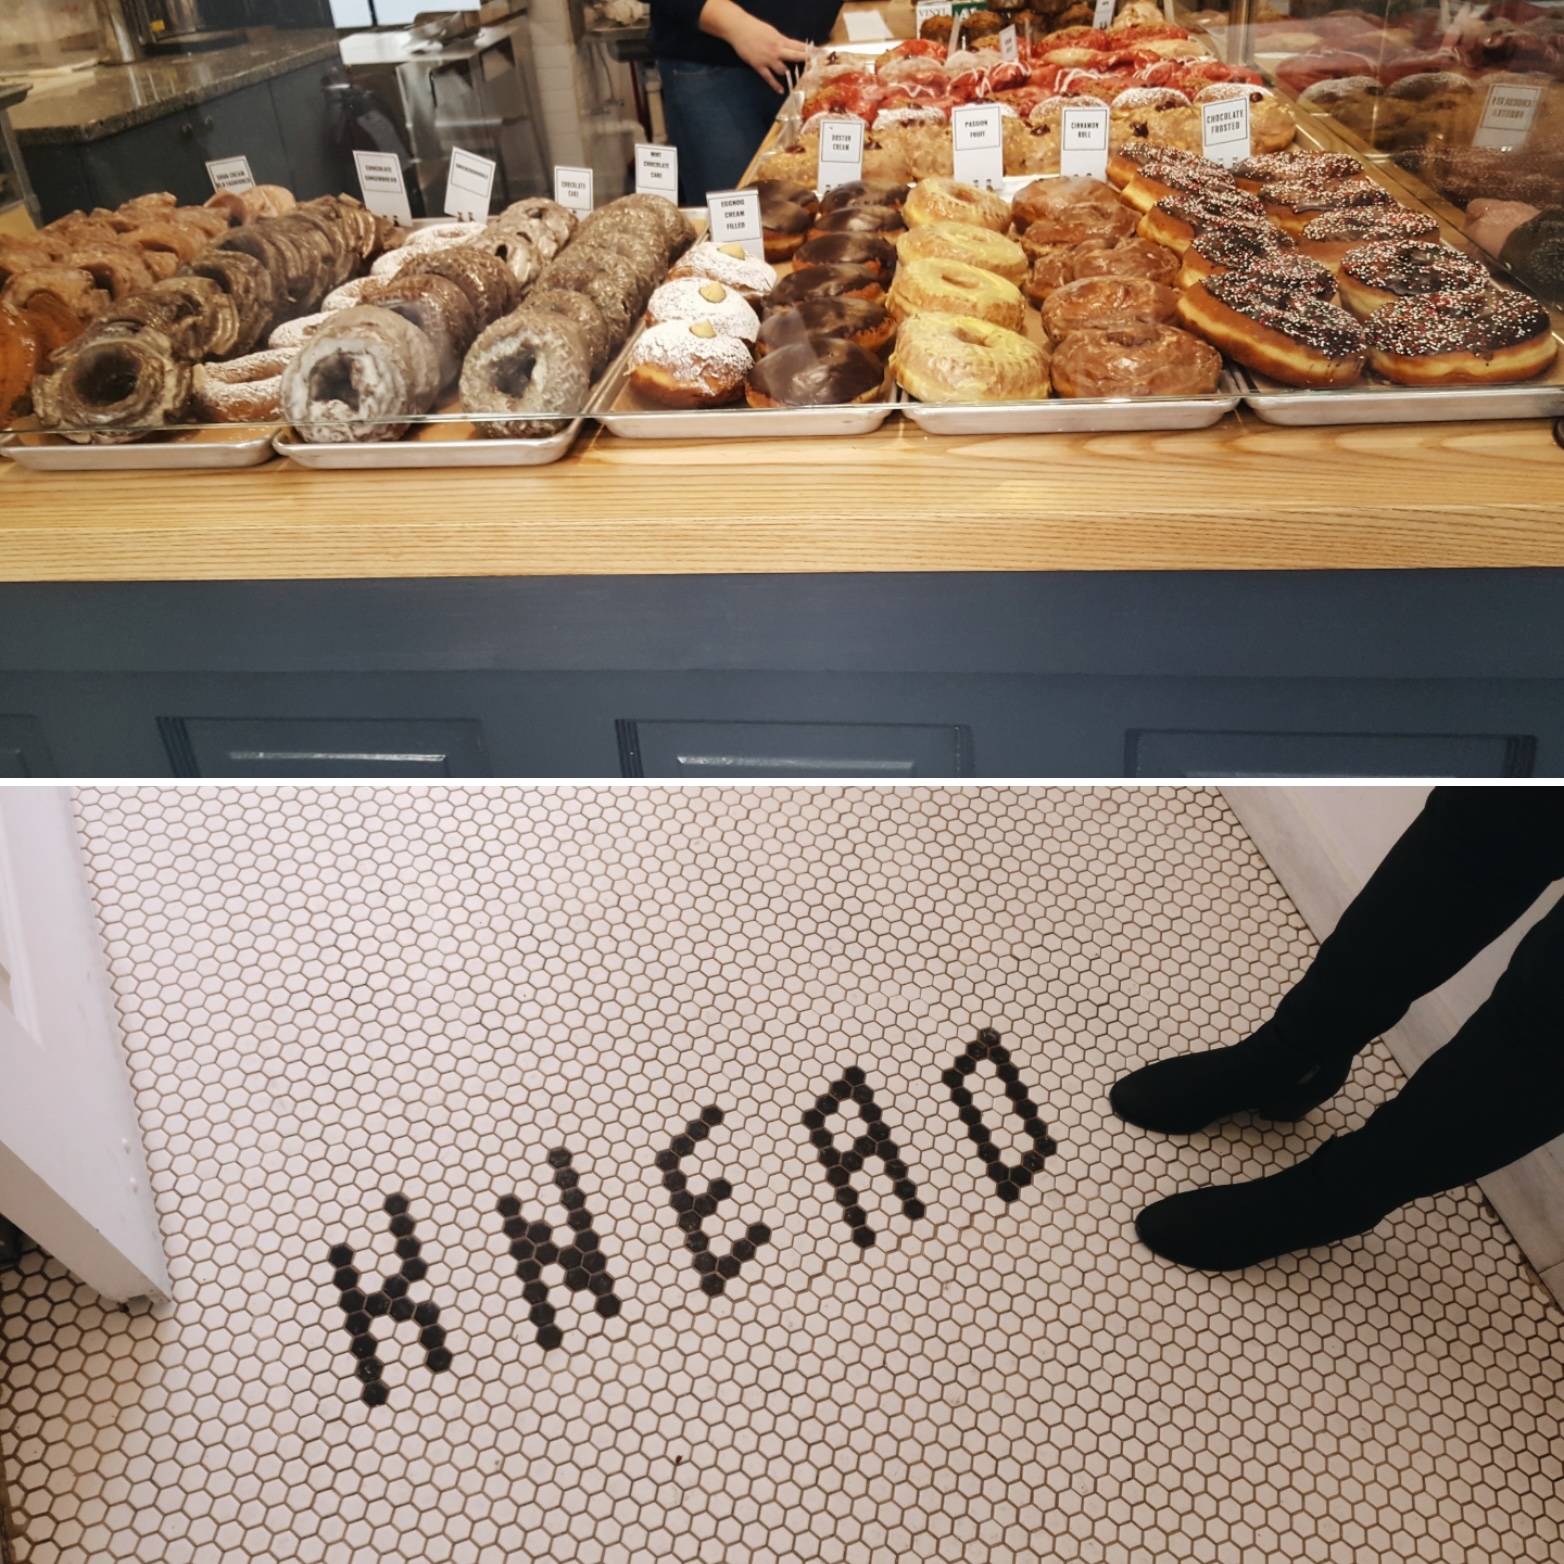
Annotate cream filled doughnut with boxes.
[628,318,753,407]
[666,242,778,302]
[644,278,760,340]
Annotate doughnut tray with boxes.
[895,373,1244,435]
[1236,360,1564,426]
[0,423,278,471]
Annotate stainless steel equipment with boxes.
[339,15,549,216]
[115,0,244,53]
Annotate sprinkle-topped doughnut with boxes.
[1233,253,1338,304]
[1179,219,1294,285]
[1363,288,1556,385]
[1260,178,1395,236]
[1297,206,1442,270]
[1338,241,1489,317]
[1204,269,1366,359]
[1232,151,1360,187]
[1139,188,1267,252]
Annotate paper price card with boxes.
[817,117,866,191]
[1059,102,1110,181]
[1200,96,1251,166]
[998,24,1019,61]
[706,187,764,258]
[950,103,1005,190]
[206,156,255,194]
[1093,0,1116,29]
[554,165,595,218]
[1473,83,1542,150]
[353,150,412,225]
[634,143,678,202]
[444,147,497,220]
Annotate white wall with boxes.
[1225,786,1564,1305]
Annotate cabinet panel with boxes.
[1127,730,1535,778]
[268,61,356,200]
[619,720,973,778]
[0,717,55,778]
[164,717,489,777]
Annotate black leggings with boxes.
[1269,787,1564,1211]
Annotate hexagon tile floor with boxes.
[3,787,1563,1564]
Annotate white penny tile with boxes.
[0,786,1561,1564]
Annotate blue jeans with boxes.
[658,57,786,205]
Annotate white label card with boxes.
[352,150,413,225]
[1200,96,1251,167]
[706,187,765,259]
[206,156,255,194]
[1059,102,1110,181]
[554,165,595,218]
[950,103,1004,191]
[915,0,952,28]
[1473,83,1541,150]
[444,147,497,220]
[1093,0,1116,29]
[634,143,678,202]
[998,24,1018,61]
[817,117,866,191]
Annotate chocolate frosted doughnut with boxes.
[756,297,895,358]
[1050,322,1223,398]
[1180,271,1367,387]
[359,273,479,388]
[795,232,899,280]
[1338,241,1489,317]
[808,205,906,240]
[1363,287,1556,385]
[400,245,521,325]
[468,228,543,289]
[745,335,885,407]
[281,305,441,443]
[1180,219,1294,284]
[33,328,192,444]
[460,308,593,437]
[820,181,909,213]
[764,263,883,314]
[1232,150,1360,189]
[1040,275,1179,340]
[523,286,614,376]
[492,197,577,251]
[537,249,640,342]
[569,228,664,311]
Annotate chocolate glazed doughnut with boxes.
[764,264,884,313]
[756,297,896,358]
[1363,288,1557,385]
[754,180,820,262]
[820,181,909,213]
[1177,271,1367,387]
[745,336,886,407]
[33,328,193,443]
[1337,241,1490,318]
[794,232,899,281]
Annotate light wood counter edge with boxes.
[3,413,1563,581]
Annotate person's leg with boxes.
[1136,892,1564,1269]
[657,58,785,204]
[1112,788,1564,1134]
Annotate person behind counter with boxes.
[650,0,842,205]
[1465,199,1564,303]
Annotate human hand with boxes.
[699,0,810,90]
[1466,198,1541,259]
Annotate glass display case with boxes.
[0,86,42,234]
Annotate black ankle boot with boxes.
[1109,1024,1352,1135]
[1134,1137,1392,1271]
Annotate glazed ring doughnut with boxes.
[1039,275,1180,340]
[181,247,278,356]
[461,307,594,436]
[628,318,753,407]
[755,297,896,358]
[1069,235,1181,288]
[191,345,297,423]
[1011,177,1136,237]
[887,256,1025,330]
[69,245,156,302]
[404,221,489,252]
[358,273,480,388]
[1363,288,1556,386]
[892,313,1049,403]
[491,197,577,252]
[896,221,1029,285]
[1177,273,1367,388]
[1049,322,1223,397]
[281,305,441,443]
[32,328,193,443]
[1337,241,1490,318]
[0,303,41,426]
[522,286,614,376]
[93,275,241,361]
[903,177,1011,234]
[644,278,760,340]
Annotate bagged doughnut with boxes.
[280,305,440,443]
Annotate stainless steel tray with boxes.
[0,423,277,470]
[1238,369,1564,426]
[595,330,897,439]
[896,373,1243,435]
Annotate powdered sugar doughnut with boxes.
[404,221,488,251]
[320,277,375,312]
[667,242,778,302]
[191,345,297,423]
[370,247,421,280]
[627,319,753,407]
[269,311,334,349]
[644,278,760,340]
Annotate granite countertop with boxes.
[8,29,343,147]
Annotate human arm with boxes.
[697,0,812,90]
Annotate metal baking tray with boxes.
[273,338,637,468]
[0,421,277,470]
[896,372,1243,434]
[1238,370,1564,427]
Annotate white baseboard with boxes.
[1223,786,1564,1305]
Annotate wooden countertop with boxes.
[2,411,1563,582]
